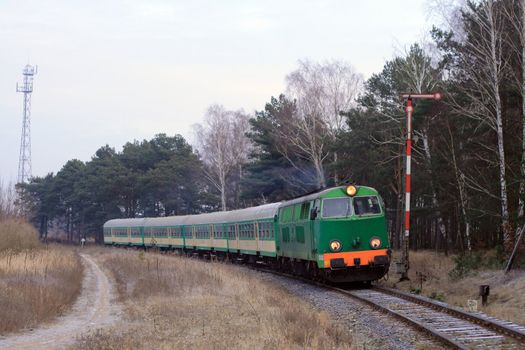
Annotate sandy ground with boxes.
[0,253,120,350]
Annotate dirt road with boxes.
[0,253,120,350]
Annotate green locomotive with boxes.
[104,185,391,283]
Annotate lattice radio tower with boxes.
[16,64,37,184]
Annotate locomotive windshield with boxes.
[353,196,381,215]
[322,198,352,218]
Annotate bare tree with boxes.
[283,60,362,188]
[0,180,20,220]
[193,105,252,211]
[444,0,512,249]
[503,0,525,221]
[445,118,472,251]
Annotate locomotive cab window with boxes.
[322,198,352,218]
[353,196,381,215]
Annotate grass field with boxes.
[77,248,353,350]
[382,250,525,326]
[0,218,83,335]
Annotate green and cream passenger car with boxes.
[104,185,391,283]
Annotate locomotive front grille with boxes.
[330,258,346,269]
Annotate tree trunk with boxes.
[422,131,447,247]
[220,169,227,211]
[447,120,472,251]
[314,156,326,189]
[487,1,511,251]
[519,0,525,220]
[333,151,339,185]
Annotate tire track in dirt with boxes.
[0,253,120,350]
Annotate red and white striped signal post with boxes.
[399,92,442,281]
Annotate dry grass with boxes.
[381,250,525,326]
[0,218,41,252]
[78,248,353,350]
[0,219,83,335]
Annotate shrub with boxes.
[448,253,482,280]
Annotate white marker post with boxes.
[399,92,441,281]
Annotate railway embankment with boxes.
[0,218,83,335]
[379,250,525,327]
[76,248,353,349]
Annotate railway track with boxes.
[336,286,525,349]
[255,266,525,349]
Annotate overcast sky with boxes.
[0,0,433,183]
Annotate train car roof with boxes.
[104,202,281,228]
[104,218,147,228]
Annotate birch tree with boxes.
[283,60,362,188]
[194,105,252,211]
[441,0,512,248]
[503,0,525,221]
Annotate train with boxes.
[103,185,391,283]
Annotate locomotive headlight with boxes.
[330,240,342,252]
[370,237,381,249]
[346,185,357,196]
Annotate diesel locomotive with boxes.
[104,185,391,283]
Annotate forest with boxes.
[18,0,525,255]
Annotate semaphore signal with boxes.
[399,92,442,281]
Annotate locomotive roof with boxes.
[278,186,378,207]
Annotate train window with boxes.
[198,225,210,239]
[296,227,305,243]
[299,202,310,220]
[131,228,141,237]
[114,228,126,236]
[281,206,293,223]
[171,227,181,238]
[259,222,266,239]
[150,228,164,237]
[228,225,236,239]
[322,198,352,218]
[282,227,290,242]
[353,196,381,215]
[183,226,193,238]
[214,225,223,239]
[294,204,302,221]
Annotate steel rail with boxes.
[373,285,525,342]
[329,285,467,349]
